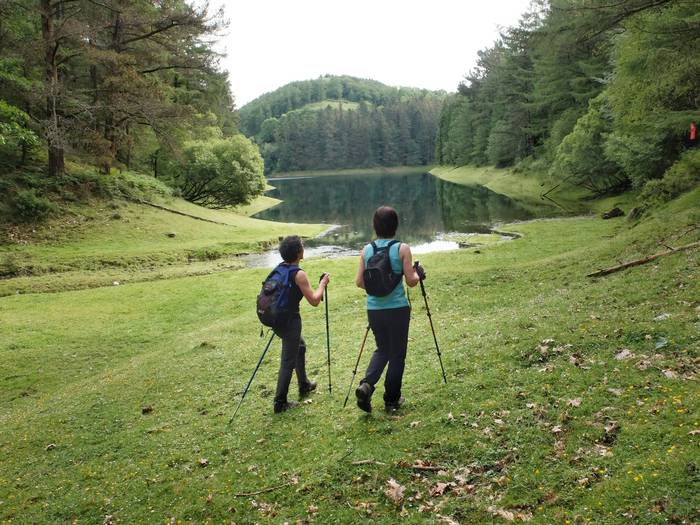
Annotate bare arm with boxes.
[355,247,366,289]
[295,270,329,307]
[400,243,421,287]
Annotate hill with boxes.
[239,76,447,174]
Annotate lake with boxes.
[247,170,538,266]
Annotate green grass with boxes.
[0,194,324,293]
[298,99,362,112]
[1,183,698,523]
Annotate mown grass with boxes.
[1,186,697,524]
[0,194,324,292]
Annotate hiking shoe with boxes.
[299,380,317,398]
[384,397,405,413]
[273,401,299,414]
[355,382,373,413]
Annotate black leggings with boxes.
[361,306,411,404]
[272,314,310,404]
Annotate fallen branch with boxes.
[351,459,386,466]
[587,241,700,278]
[398,460,447,471]
[134,199,238,227]
[233,481,292,497]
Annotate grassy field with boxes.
[0,194,323,295]
[1,172,698,524]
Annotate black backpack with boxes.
[363,240,402,297]
[256,263,299,327]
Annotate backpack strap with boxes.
[372,239,400,253]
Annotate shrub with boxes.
[171,134,265,208]
[12,189,56,222]
[640,148,700,205]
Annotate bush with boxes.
[61,165,174,202]
[640,148,700,205]
[12,189,56,222]
[171,134,265,208]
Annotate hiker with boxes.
[270,235,330,413]
[354,206,425,412]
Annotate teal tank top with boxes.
[363,239,409,310]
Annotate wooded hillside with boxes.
[0,0,265,213]
[239,76,446,174]
[436,0,699,203]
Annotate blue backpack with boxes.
[256,263,299,327]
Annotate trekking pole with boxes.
[320,273,331,393]
[343,325,371,408]
[228,331,276,424]
[414,261,447,384]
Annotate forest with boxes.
[239,76,445,174]
[435,0,699,203]
[0,0,265,212]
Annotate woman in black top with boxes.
[272,236,330,413]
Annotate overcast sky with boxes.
[209,0,533,107]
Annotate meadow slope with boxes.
[0,189,698,524]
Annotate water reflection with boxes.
[254,171,534,250]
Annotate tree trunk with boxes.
[102,9,124,174]
[41,0,65,177]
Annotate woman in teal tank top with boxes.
[354,206,425,412]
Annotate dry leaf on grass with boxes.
[488,506,515,521]
[567,398,582,407]
[438,515,460,525]
[487,506,532,522]
[615,349,634,360]
[384,478,405,505]
[429,481,455,497]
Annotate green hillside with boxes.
[0,180,323,296]
[238,75,446,174]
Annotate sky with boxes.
[208,0,533,107]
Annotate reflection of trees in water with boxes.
[435,178,533,230]
[256,173,532,247]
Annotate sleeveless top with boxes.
[279,263,303,313]
[363,239,409,310]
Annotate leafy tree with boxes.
[550,94,623,193]
[172,135,265,208]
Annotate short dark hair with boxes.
[373,206,399,238]
[279,235,303,263]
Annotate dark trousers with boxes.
[272,314,310,405]
[361,306,411,404]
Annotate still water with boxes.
[247,171,536,266]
